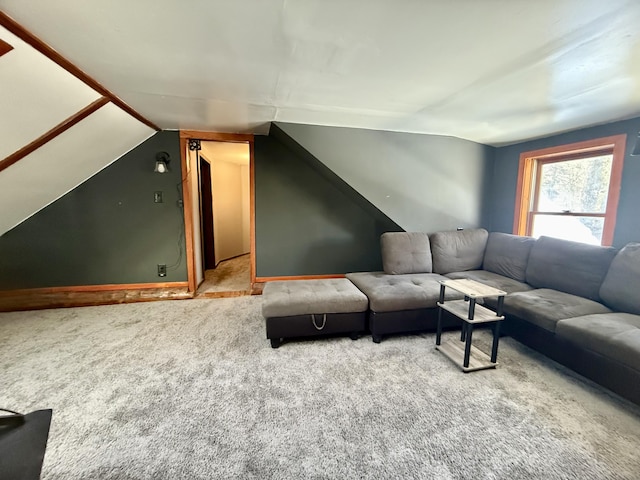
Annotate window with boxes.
[513,135,626,246]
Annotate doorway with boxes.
[195,140,252,297]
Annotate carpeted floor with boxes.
[197,254,251,295]
[1,296,639,479]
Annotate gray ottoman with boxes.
[262,278,369,348]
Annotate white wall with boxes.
[0,25,155,237]
[0,104,154,235]
[0,25,101,160]
[210,158,249,264]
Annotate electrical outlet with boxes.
[154,191,163,203]
[157,264,167,277]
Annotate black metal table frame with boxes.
[435,283,505,369]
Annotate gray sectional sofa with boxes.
[347,229,640,405]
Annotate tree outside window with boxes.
[513,135,626,246]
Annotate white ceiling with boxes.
[0,23,154,236]
[0,103,153,234]
[2,0,640,146]
[0,25,101,159]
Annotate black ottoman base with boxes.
[266,312,367,348]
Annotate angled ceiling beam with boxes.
[0,11,159,131]
[0,37,13,57]
[0,97,110,173]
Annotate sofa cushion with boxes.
[556,313,640,372]
[346,272,462,312]
[262,279,369,318]
[430,228,489,275]
[482,232,536,282]
[599,243,640,315]
[504,288,612,333]
[525,236,617,302]
[380,232,432,274]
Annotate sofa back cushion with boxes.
[430,228,489,274]
[380,232,432,274]
[483,232,536,282]
[599,243,640,314]
[525,236,617,302]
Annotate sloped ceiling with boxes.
[2,0,640,145]
[0,25,101,159]
[0,23,154,236]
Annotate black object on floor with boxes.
[0,409,52,480]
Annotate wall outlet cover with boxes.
[157,264,167,277]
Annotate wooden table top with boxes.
[440,278,506,298]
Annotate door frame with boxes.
[179,130,255,293]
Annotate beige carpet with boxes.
[1,296,639,479]
[197,254,250,295]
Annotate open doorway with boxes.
[196,140,251,296]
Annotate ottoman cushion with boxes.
[262,278,368,318]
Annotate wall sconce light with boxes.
[155,152,171,173]
[631,132,640,156]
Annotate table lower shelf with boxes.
[436,340,498,372]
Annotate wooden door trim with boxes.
[249,140,256,285]
[179,131,254,143]
[512,134,627,246]
[179,136,197,292]
[179,131,255,292]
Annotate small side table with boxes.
[435,279,506,372]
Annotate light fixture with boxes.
[155,151,170,173]
[631,132,640,156]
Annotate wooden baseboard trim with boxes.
[0,282,189,296]
[0,282,192,312]
[251,283,265,295]
[255,274,346,282]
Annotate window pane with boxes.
[531,214,604,245]
[537,155,612,213]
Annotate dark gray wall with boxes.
[277,122,495,232]
[255,134,402,277]
[0,131,187,289]
[489,116,640,247]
